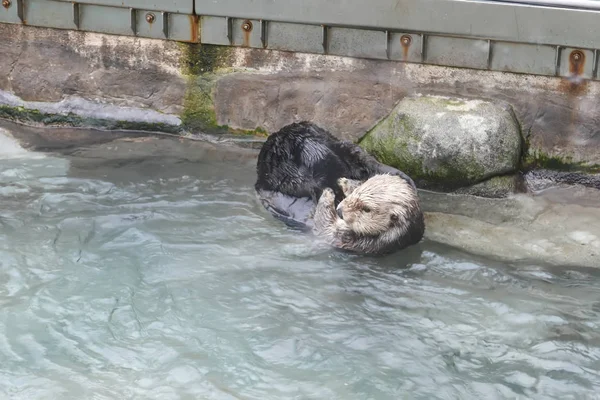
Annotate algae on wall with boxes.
[178,43,268,137]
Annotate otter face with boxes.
[335,174,420,236]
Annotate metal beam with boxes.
[54,0,193,14]
[486,0,600,11]
[193,0,600,49]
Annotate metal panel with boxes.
[200,16,229,45]
[266,22,323,54]
[328,27,387,60]
[0,0,23,24]
[79,4,134,36]
[425,36,490,70]
[490,42,557,76]
[231,18,263,48]
[558,47,594,80]
[23,0,76,30]
[55,0,193,14]
[487,0,600,10]
[135,9,167,39]
[389,33,423,63]
[169,13,197,42]
[193,0,600,49]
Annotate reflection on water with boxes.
[1,136,599,400]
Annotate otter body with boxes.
[255,121,416,232]
[314,175,425,255]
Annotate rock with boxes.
[524,169,600,192]
[421,190,600,269]
[213,69,405,142]
[453,174,525,198]
[359,95,523,190]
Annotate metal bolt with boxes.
[400,34,412,46]
[242,20,253,32]
[2,0,11,9]
[145,13,155,23]
[570,50,583,62]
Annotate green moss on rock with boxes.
[179,43,231,134]
[179,43,235,76]
[177,43,270,137]
[0,105,181,134]
[359,95,522,190]
[524,149,600,174]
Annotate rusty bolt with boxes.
[400,34,412,46]
[145,13,155,23]
[570,50,583,63]
[2,0,11,9]
[242,20,253,32]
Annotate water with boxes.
[1,134,600,400]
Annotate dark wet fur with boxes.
[255,121,417,230]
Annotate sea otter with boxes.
[313,175,425,254]
[254,121,424,254]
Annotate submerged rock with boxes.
[360,95,523,191]
[453,174,526,198]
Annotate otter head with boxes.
[335,174,420,236]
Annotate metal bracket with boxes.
[129,8,136,35]
[162,11,169,38]
[72,2,80,29]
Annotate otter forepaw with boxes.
[337,177,362,197]
[319,187,335,204]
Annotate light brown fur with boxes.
[313,174,425,254]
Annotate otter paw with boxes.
[337,177,362,196]
[319,187,335,203]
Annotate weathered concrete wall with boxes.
[1,23,599,192]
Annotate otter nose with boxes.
[336,207,344,219]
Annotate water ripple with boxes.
[0,152,599,400]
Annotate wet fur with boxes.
[313,175,424,254]
[255,121,417,232]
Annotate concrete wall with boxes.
[1,23,599,184]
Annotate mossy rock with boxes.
[360,95,523,190]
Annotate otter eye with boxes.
[363,206,371,213]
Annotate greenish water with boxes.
[1,136,599,400]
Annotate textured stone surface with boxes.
[214,70,407,142]
[1,23,600,173]
[420,188,600,269]
[359,96,523,189]
[0,24,186,115]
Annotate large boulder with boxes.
[359,95,523,190]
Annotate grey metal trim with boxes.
[486,0,600,11]
[54,0,193,14]
[193,0,600,49]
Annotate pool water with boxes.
[1,135,599,400]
